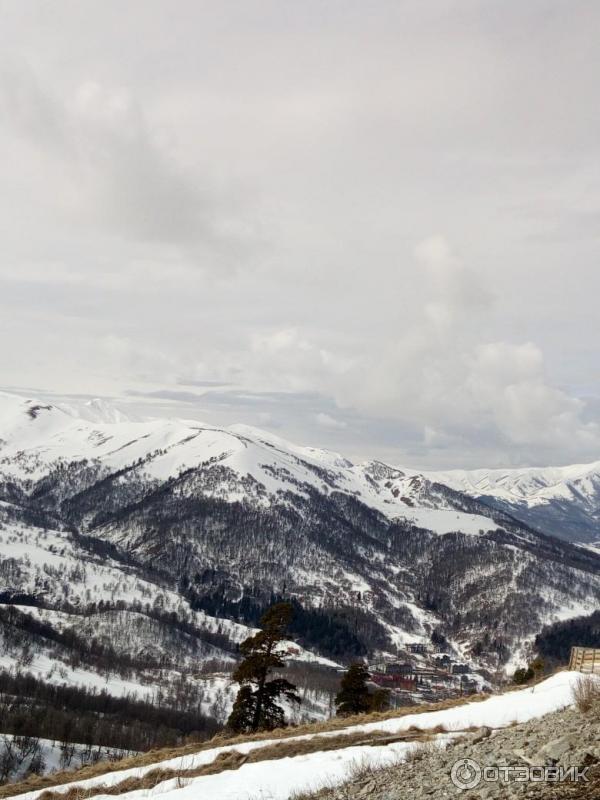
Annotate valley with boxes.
[1,391,599,787]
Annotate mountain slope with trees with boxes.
[1,392,600,675]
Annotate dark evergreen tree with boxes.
[368,687,390,712]
[227,602,300,733]
[513,656,545,685]
[335,662,372,716]
[512,666,534,685]
[226,686,255,733]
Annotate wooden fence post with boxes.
[569,646,600,674]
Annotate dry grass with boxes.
[29,729,442,800]
[572,673,600,713]
[37,750,248,800]
[2,671,566,800]
[347,751,400,782]
[0,689,495,799]
[16,722,485,800]
[0,743,209,800]
[4,672,563,800]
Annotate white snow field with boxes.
[12,671,584,800]
[2,390,600,542]
[0,392,498,536]
[432,461,600,510]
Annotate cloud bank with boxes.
[1,2,599,467]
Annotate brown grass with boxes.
[35,750,248,800]
[30,728,441,800]
[18,671,575,800]
[572,673,600,713]
[0,689,495,799]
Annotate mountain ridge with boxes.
[1,390,600,674]
[2,390,598,544]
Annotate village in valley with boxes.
[366,641,484,705]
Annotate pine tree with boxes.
[335,662,372,716]
[226,685,255,733]
[227,602,300,733]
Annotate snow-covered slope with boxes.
[9,671,585,800]
[2,391,598,543]
[1,391,600,670]
[431,461,600,544]
[0,393,494,536]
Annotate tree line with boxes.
[535,610,600,666]
[0,669,220,756]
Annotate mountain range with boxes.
[1,390,599,678]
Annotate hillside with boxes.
[432,462,600,545]
[1,391,600,675]
[1,672,590,800]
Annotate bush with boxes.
[572,674,600,713]
[513,667,534,685]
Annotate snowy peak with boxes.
[0,390,598,542]
[430,461,600,543]
[0,393,132,435]
[1,390,600,673]
[0,392,56,426]
[0,393,74,449]
[0,391,500,537]
[432,461,600,505]
[60,398,134,425]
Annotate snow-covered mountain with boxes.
[1,390,600,673]
[0,392,501,535]
[430,461,600,545]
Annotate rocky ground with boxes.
[302,705,600,799]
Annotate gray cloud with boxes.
[0,1,599,468]
[0,62,256,268]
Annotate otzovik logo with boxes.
[450,758,589,790]
[450,758,481,790]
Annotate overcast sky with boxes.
[1,1,599,468]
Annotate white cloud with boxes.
[315,412,347,430]
[322,238,600,463]
[0,64,254,266]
